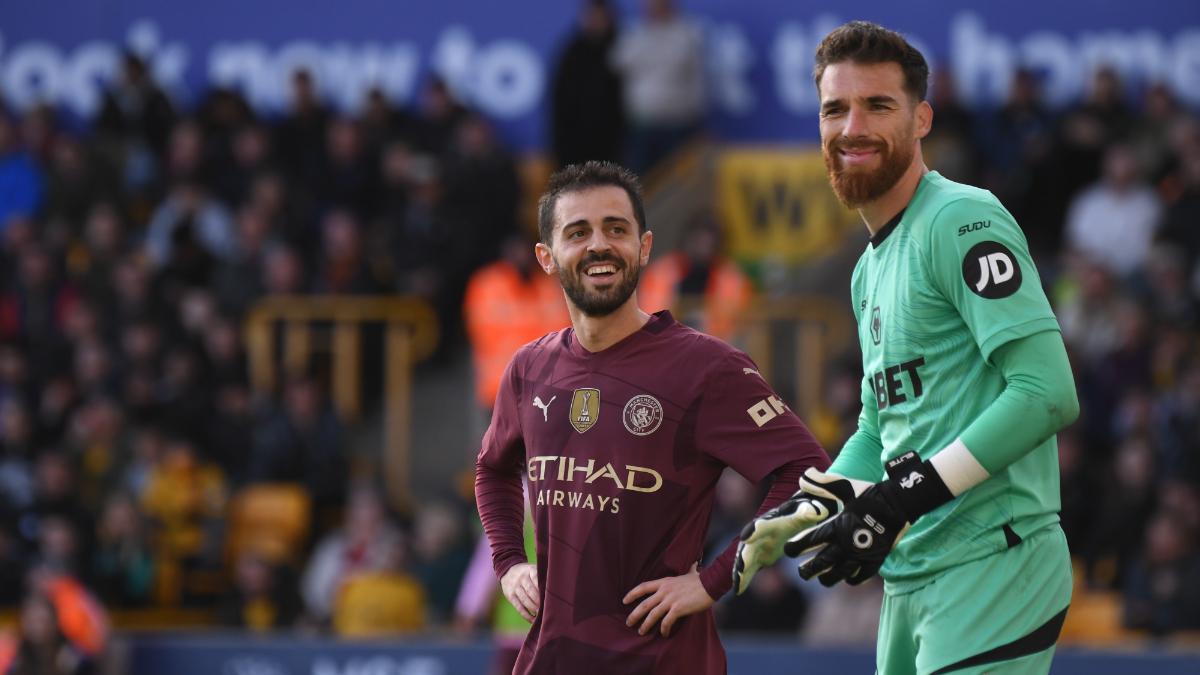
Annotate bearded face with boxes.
[823,123,915,208]
[556,248,642,317]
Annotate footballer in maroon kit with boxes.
[475,161,828,674]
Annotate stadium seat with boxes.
[332,572,427,637]
[226,484,312,566]
[1060,589,1133,645]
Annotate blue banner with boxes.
[1,1,1197,148]
[126,635,1200,675]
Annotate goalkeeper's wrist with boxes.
[880,450,955,522]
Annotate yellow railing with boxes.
[242,295,438,510]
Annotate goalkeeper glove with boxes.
[789,451,954,586]
[732,467,872,595]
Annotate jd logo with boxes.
[870,307,881,345]
[570,388,600,433]
[962,241,1021,299]
[899,471,924,489]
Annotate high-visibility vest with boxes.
[464,262,570,409]
[638,252,753,341]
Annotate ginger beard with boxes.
[556,249,642,317]
[823,128,915,208]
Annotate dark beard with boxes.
[558,252,641,317]
[823,134,914,208]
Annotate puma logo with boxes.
[533,395,556,422]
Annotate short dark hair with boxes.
[813,21,929,102]
[537,161,646,245]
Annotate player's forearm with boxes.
[700,459,808,599]
[829,425,886,482]
[954,330,1079,479]
[474,460,528,580]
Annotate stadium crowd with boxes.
[0,1,1196,670]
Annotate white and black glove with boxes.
[732,467,872,595]
[789,451,955,586]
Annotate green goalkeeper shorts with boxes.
[876,525,1072,675]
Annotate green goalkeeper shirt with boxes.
[833,171,1064,589]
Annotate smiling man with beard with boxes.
[474,161,828,674]
[733,21,1080,675]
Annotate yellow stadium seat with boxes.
[333,572,426,637]
[1060,589,1134,645]
[226,484,312,565]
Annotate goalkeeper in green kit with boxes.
[731,21,1079,675]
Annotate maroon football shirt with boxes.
[476,311,826,674]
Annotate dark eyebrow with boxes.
[563,216,631,230]
[822,95,900,111]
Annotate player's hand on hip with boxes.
[500,562,540,622]
[732,467,867,595]
[623,563,713,638]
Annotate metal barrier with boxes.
[242,295,438,510]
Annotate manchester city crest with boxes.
[622,395,663,436]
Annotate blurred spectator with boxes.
[611,0,705,173]
[0,244,80,368]
[0,398,36,512]
[42,138,115,228]
[1123,510,1200,634]
[638,221,752,342]
[96,52,176,158]
[1157,142,1200,280]
[31,567,109,659]
[249,376,346,516]
[143,179,235,274]
[1056,66,1135,198]
[91,492,154,608]
[261,243,307,296]
[139,435,227,590]
[1081,436,1156,588]
[301,486,406,624]
[979,68,1058,258]
[800,579,883,646]
[411,501,471,624]
[218,550,302,631]
[213,205,274,317]
[0,592,95,675]
[0,114,46,232]
[412,77,467,156]
[24,453,90,557]
[1132,82,1189,184]
[440,115,521,274]
[312,209,383,294]
[1065,143,1162,277]
[719,564,808,634]
[463,234,568,410]
[332,546,427,637]
[922,68,978,185]
[274,69,330,198]
[317,117,377,215]
[550,0,625,168]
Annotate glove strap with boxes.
[883,451,955,521]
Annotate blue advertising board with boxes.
[126,635,1200,675]
[1,1,1197,148]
